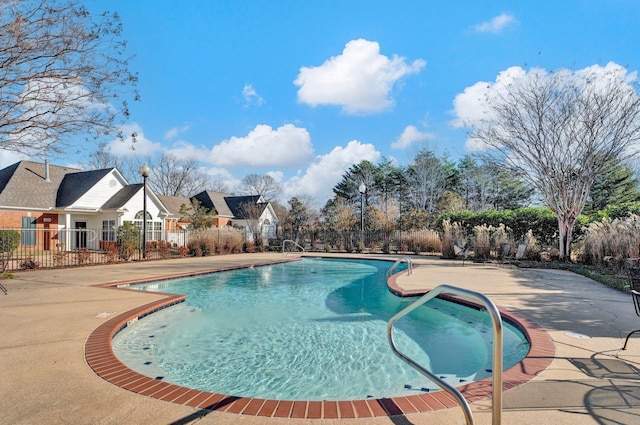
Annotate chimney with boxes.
[45,159,50,182]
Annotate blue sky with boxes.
[10,0,640,206]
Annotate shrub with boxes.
[436,207,557,250]
[188,228,244,256]
[398,230,442,255]
[76,248,92,265]
[53,251,68,267]
[118,222,140,261]
[187,232,216,256]
[0,229,20,272]
[0,229,20,254]
[20,257,39,269]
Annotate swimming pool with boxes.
[113,257,530,401]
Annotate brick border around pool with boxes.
[85,260,555,419]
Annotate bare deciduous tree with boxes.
[405,148,450,214]
[208,178,231,194]
[238,200,266,246]
[467,65,640,259]
[148,153,209,197]
[241,173,280,201]
[0,0,138,157]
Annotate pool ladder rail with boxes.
[387,284,503,425]
[386,256,413,278]
[0,282,6,295]
[282,239,306,256]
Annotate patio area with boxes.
[1,253,640,424]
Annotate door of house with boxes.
[75,221,87,249]
[43,223,50,251]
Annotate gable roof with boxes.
[56,168,114,208]
[0,160,81,209]
[157,194,192,218]
[192,191,232,217]
[224,195,267,219]
[101,184,143,210]
[191,191,271,220]
[0,160,169,215]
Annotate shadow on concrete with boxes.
[504,268,635,339]
[506,354,640,425]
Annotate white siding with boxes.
[68,171,127,209]
[121,189,164,223]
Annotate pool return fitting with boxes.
[388,284,503,425]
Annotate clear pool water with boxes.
[113,258,529,401]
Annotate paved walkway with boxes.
[1,253,640,424]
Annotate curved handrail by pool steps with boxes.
[388,284,503,425]
[386,256,413,278]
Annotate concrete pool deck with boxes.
[1,253,640,424]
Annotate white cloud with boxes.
[204,166,243,192]
[164,125,190,141]
[450,66,528,129]
[242,84,264,108]
[0,150,30,169]
[164,141,210,162]
[473,13,518,34]
[208,124,313,168]
[281,140,380,206]
[391,125,435,149]
[294,39,426,114]
[107,123,164,157]
[451,62,638,152]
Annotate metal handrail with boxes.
[387,284,503,425]
[386,256,413,278]
[282,239,305,256]
[0,282,6,295]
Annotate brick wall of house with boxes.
[0,211,24,228]
[217,217,232,227]
[0,211,58,228]
[0,211,59,250]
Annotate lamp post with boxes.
[140,163,150,259]
[358,182,367,246]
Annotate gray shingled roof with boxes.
[0,161,80,209]
[192,191,233,217]
[101,184,142,210]
[157,194,192,217]
[56,168,114,208]
[224,195,266,219]
[191,191,269,220]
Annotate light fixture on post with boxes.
[358,182,367,246]
[140,163,150,259]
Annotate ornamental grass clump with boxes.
[400,230,442,254]
[491,224,512,250]
[473,224,491,261]
[441,219,464,258]
[524,229,541,260]
[583,214,640,267]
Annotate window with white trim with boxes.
[102,220,116,242]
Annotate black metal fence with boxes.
[0,227,195,272]
[0,225,475,272]
[273,229,443,255]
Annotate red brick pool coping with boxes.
[85,259,555,419]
